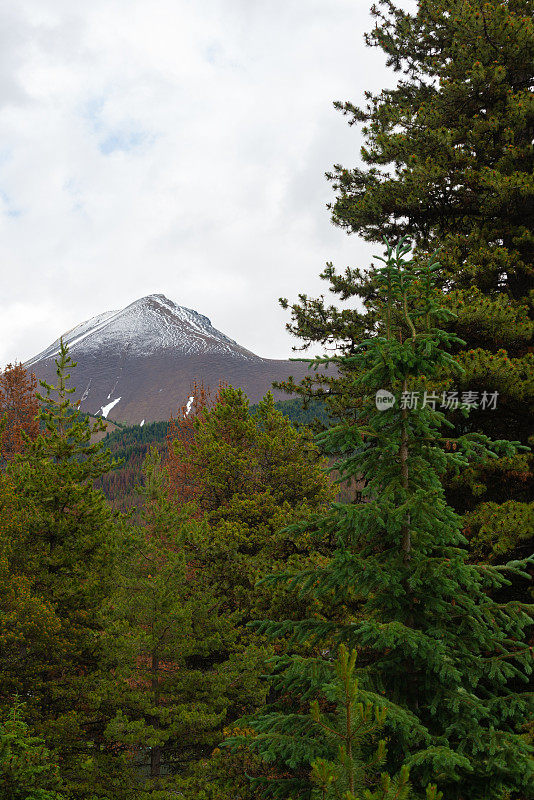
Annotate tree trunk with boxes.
[150,650,161,779]
[400,379,411,565]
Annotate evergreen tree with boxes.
[330,0,533,297]
[237,242,533,799]
[309,646,419,800]
[167,387,335,622]
[93,396,328,511]
[0,700,65,800]
[0,469,61,721]
[242,644,422,800]
[6,341,124,798]
[278,0,534,569]
[106,447,263,795]
[0,362,39,461]
[162,388,336,797]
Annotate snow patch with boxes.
[107,377,120,400]
[80,381,91,402]
[140,419,145,427]
[100,397,121,418]
[185,396,194,416]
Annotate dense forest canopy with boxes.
[95,398,330,511]
[0,1,532,798]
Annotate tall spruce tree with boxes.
[278,0,533,568]
[6,341,125,798]
[234,242,533,799]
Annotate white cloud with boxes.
[0,0,399,365]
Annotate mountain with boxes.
[24,294,311,424]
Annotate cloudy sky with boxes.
[0,0,402,366]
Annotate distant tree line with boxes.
[96,398,329,511]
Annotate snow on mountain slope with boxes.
[23,293,312,424]
[26,294,258,365]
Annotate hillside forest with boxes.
[0,2,533,799]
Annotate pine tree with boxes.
[0,362,39,461]
[330,0,533,296]
[106,447,259,795]
[6,341,124,798]
[163,388,336,797]
[167,386,335,621]
[238,242,533,799]
[278,0,534,570]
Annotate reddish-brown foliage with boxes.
[0,362,39,460]
[165,380,225,505]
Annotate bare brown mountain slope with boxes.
[24,294,311,424]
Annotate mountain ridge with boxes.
[24,294,309,424]
[26,294,259,365]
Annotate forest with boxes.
[0,1,532,798]
[94,397,329,511]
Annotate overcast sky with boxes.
[0,0,404,366]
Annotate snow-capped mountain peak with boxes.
[23,293,310,425]
[26,294,257,365]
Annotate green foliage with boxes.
[278,0,534,571]
[171,388,335,621]
[158,388,335,794]
[256,399,331,430]
[0,470,62,709]
[233,644,421,800]
[309,646,398,800]
[96,400,328,510]
[0,700,65,800]
[16,342,116,613]
[3,341,125,798]
[106,446,266,794]
[330,0,534,298]
[242,243,533,800]
[463,499,534,561]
